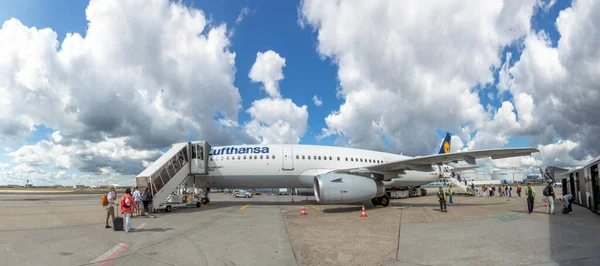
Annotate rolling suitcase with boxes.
[113,205,124,231]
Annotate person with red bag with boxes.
[120,188,139,233]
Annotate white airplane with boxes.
[167,132,538,207]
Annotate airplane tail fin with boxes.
[438,133,451,154]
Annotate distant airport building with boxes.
[454,170,488,181]
[491,169,523,183]
[525,174,544,184]
[539,166,568,183]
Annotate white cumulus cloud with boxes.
[0,0,252,181]
[497,0,600,164]
[248,50,286,98]
[245,98,309,144]
[0,0,243,150]
[244,51,308,144]
[299,0,537,156]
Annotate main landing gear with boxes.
[371,193,390,207]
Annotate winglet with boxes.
[438,133,452,154]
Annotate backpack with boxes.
[543,186,549,196]
[121,195,131,207]
[102,194,108,206]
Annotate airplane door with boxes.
[282,147,294,170]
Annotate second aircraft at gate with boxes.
[173,133,539,207]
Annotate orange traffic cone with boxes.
[360,205,368,218]
[300,204,307,216]
[544,200,547,207]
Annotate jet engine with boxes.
[313,173,385,204]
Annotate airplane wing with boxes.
[334,147,539,174]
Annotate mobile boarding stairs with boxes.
[135,141,212,212]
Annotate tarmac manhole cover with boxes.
[491,214,523,221]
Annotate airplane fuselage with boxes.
[186,143,444,189]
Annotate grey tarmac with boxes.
[1,186,599,266]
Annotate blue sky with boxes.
[2,0,596,186]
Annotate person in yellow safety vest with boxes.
[437,187,448,212]
[448,186,453,203]
[526,183,536,214]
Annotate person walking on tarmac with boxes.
[526,183,536,214]
[517,184,522,197]
[438,187,448,212]
[543,182,555,214]
[448,185,454,203]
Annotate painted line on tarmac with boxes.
[308,205,321,211]
[90,243,130,266]
[240,203,252,210]
[136,223,149,230]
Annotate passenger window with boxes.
[345,157,348,161]
[254,155,258,159]
[210,157,213,161]
[238,155,242,160]
[329,156,332,160]
[232,156,235,160]
[302,155,305,159]
[351,158,354,162]
[308,155,311,159]
[318,156,321,160]
[272,155,275,159]
[337,157,340,161]
[360,158,363,162]
[296,155,299,159]
[226,156,230,160]
[260,155,263,159]
[243,155,247,159]
[369,159,372,163]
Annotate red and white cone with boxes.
[300,204,307,216]
[360,204,368,218]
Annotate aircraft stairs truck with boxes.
[135,141,212,213]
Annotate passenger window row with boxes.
[206,152,389,164]
[294,155,385,164]
[209,154,276,161]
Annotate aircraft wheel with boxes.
[380,195,390,207]
[371,198,379,206]
[166,205,172,212]
[201,198,210,204]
